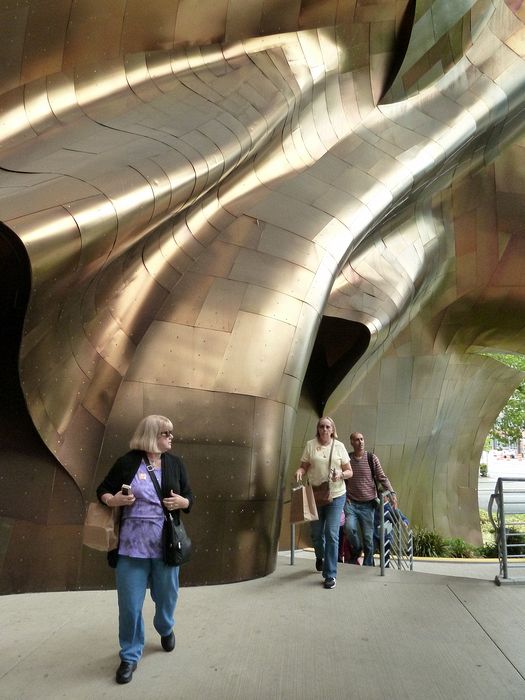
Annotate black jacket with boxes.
[96,449,194,566]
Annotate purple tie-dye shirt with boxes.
[118,460,165,559]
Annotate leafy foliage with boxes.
[444,537,475,558]
[411,512,525,559]
[475,541,498,558]
[482,353,525,445]
[413,529,477,558]
[479,509,494,536]
[504,527,525,556]
[412,528,448,557]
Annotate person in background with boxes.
[338,509,346,563]
[344,432,396,566]
[338,509,361,563]
[97,414,194,684]
[295,417,352,589]
[373,495,409,556]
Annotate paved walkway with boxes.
[1,552,525,699]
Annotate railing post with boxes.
[489,477,525,585]
[379,495,385,576]
[498,480,509,581]
[396,514,402,569]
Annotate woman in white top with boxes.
[295,416,352,589]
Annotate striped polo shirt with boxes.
[346,451,394,502]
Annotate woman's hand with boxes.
[340,464,353,480]
[295,467,306,482]
[330,469,342,482]
[163,490,189,511]
[295,462,310,482]
[103,491,135,507]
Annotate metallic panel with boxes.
[1,0,525,593]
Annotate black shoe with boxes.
[116,661,137,684]
[315,558,323,572]
[161,631,176,652]
[324,577,336,589]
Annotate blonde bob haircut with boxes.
[316,416,338,440]
[129,414,173,453]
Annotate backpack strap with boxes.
[367,451,381,497]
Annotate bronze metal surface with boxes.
[1,0,525,592]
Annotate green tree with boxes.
[492,385,525,444]
[484,353,525,446]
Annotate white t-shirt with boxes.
[300,438,350,498]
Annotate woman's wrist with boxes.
[102,493,113,507]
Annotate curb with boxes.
[411,557,500,563]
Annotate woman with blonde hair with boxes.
[97,414,193,684]
[295,416,352,589]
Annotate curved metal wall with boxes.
[0,0,524,591]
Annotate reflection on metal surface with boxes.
[1,1,525,591]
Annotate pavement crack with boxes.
[447,584,525,682]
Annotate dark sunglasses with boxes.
[159,431,173,438]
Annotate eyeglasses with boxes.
[159,431,173,438]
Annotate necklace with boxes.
[146,453,161,469]
[316,439,332,458]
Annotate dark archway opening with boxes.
[380,0,417,100]
[303,316,370,415]
[0,223,59,524]
[0,222,32,445]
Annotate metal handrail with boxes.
[488,477,525,585]
[377,491,413,575]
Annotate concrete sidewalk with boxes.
[1,553,525,699]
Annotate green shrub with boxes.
[444,537,475,558]
[479,508,497,542]
[414,531,477,558]
[477,509,525,557]
[412,514,525,559]
[412,528,448,557]
[476,540,498,558]
[505,527,525,556]
[479,509,491,529]
[479,463,488,477]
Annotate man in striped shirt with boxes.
[344,432,397,566]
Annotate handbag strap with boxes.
[327,440,335,478]
[145,458,171,519]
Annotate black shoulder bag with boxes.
[146,463,192,566]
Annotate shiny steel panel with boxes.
[1,0,525,592]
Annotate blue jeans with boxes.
[344,499,376,566]
[309,493,345,579]
[116,556,179,663]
